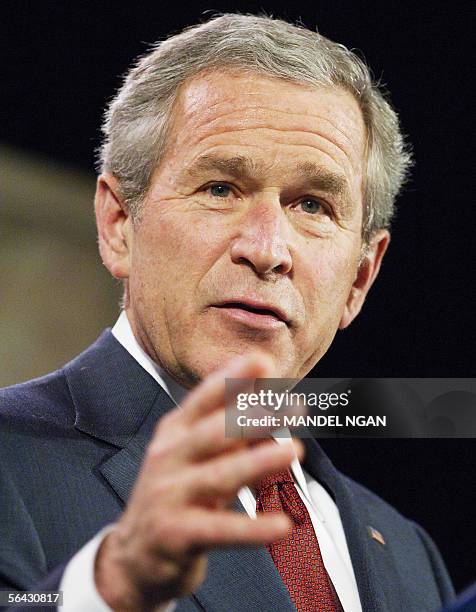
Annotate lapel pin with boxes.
[368,526,386,546]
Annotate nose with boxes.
[230,199,293,276]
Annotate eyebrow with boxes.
[183,155,263,183]
[296,161,349,199]
[182,154,353,213]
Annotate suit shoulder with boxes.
[0,367,74,431]
[341,473,445,555]
[342,473,415,527]
[341,473,455,604]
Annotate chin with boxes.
[181,341,295,383]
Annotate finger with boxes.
[291,437,305,463]
[147,409,252,471]
[179,351,275,425]
[184,439,297,503]
[168,508,292,552]
[183,414,305,465]
[180,409,251,463]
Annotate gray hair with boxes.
[99,13,412,242]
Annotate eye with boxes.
[208,183,232,197]
[297,198,325,215]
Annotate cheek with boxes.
[132,211,228,297]
[300,241,358,316]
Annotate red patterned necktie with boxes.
[256,468,342,612]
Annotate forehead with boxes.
[163,70,367,186]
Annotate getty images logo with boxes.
[235,389,351,412]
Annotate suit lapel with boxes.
[303,438,392,612]
[65,329,177,501]
[98,387,176,502]
[66,329,168,446]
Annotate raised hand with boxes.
[94,352,303,611]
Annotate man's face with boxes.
[112,71,376,386]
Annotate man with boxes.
[0,13,454,612]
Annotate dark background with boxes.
[2,0,474,594]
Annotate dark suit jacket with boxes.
[0,330,455,611]
[442,583,476,612]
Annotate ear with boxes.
[339,229,390,329]
[95,173,133,279]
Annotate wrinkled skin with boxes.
[97,71,389,387]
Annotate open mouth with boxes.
[212,301,289,327]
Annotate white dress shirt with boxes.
[59,312,362,611]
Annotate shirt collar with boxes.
[111,310,188,405]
